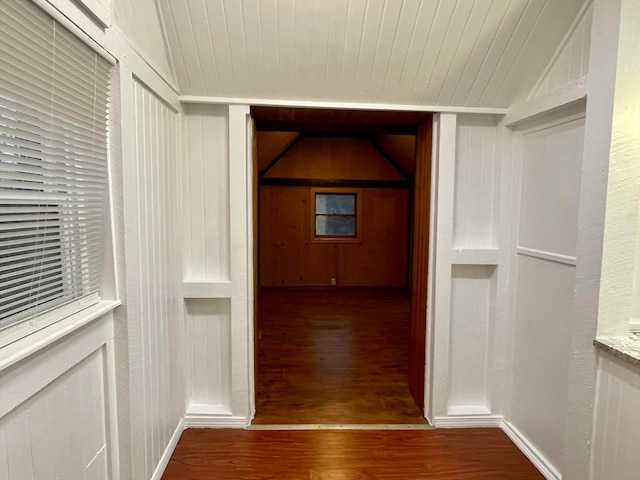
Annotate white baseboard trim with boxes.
[500,420,561,480]
[184,412,248,428]
[433,414,504,428]
[150,418,184,480]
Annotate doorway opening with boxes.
[251,107,432,425]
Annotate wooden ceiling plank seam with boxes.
[449,0,506,106]
[362,0,402,98]
[311,0,332,98]
[436,0,494,106]
[187,0,221,95]
[368,0,404,102]
[154,0,180,90]
[463,0,529,107]
[220,0,246,98]
[258,0,280,99]
[424,0,477,105]
[253,121,418,136]
[380,0,422,103]
[162,0,195,95]
[275,0,297,97]
[405,0,441,104]
[259,134,303,179]
[351,0,380,99]
[453,0,512,107]
[293,0,312,99]
[182,0,208,95]
[484,0,552,106]
[369,137,411,180]
[239,0,266,98]
[478,0,547,107]
[202,2,236,95]
[259,178,411,189]
[409,0,458,104]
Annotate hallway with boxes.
[253,287,426,425]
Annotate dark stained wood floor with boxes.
[253,287,425,425]
[162,428,545,480]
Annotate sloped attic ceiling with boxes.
[158,0,587,109]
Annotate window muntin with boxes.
[311,189,361,243]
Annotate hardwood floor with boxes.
[161,428,545,479]
[253,287,426,425]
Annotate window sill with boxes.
[594,335,640,369]
[0,300,121,372]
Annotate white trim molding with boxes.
[516,246,577,266]
[501,421,561,480]
[184,404,248,428]
[150,419,185,480]
[179,96,508,115]
[433,415,504,428]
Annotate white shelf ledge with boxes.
[183,281,232,299]
[451,248,500,265]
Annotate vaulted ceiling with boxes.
[157,0,586,108]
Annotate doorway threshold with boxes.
[248,423,434,431]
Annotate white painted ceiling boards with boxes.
[158,0,586,108]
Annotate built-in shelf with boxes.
[451,248,500,265]
[183,281,232,299]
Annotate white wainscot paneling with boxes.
[518,116,585,258]
[453,114,500,250]
[0,317,115,480]
[511,255,575,476]
[447,265,497,416]
[183,104,230,282]
[122,78,184,480]
[591,353,640,479]
[185,299,231,412]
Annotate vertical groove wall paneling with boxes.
[123,78,183,480]
[453,114,500,249]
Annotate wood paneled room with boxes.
[1,1,638,479]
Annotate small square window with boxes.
[311,190,361,243]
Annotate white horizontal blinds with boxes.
[0,0,110,329]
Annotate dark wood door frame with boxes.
[408,118,432,415]
[251,111,434,421]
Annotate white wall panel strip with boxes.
[228,104,252,423]
[432,113,456,418]
[516,246,578,266]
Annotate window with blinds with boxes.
[0,0,110,332]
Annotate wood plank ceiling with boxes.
[158,0,586,108]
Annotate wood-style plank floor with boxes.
[253,287,425,425]
[161,428,545,479]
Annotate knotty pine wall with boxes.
[260,186,408,286]
[260,137,409,287]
